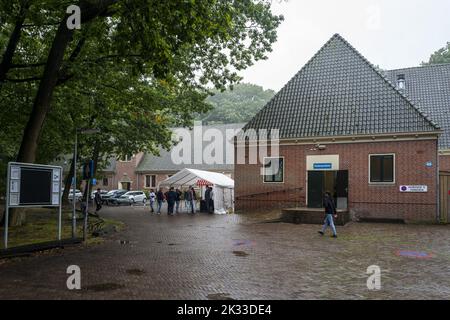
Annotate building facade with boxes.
[235,34,447,223]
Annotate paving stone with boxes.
[0,206,449,299]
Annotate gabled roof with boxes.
[385,64,450,150]
[136,123,244,173]
[242,34,440,140]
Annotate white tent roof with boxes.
[159,168,234,188]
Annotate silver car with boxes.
[115,191,147,205]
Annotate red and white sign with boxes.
[196,179,212,187]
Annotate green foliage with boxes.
[0,0,283,189]
[199,83,275,124]
[422,42,450,65]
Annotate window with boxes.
[263,157,284,183]
[370,154,394,183]
[102,177,109,186]
[145,175,156,188]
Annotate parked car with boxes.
[107,190,129,205]
[103,190,126,205]
[115,191,147,205]
[67,189,83,202]
[90,189,109,201]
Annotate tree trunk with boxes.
[16,0,116,163]
[12,1,116,225]
[16,21,75,164]
[0,0,31,85]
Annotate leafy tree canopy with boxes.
[199,83,275,124]
[422,42,450,65]
[0,0,283,214]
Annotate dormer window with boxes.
[397,74,405,90]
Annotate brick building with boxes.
[235,34,450,223]
[135,123,243,191]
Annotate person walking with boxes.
[156,188,165,215]
[167,187,177,215]
[149,189,156,213]
[94,188,102,213]
[318,191,338,238]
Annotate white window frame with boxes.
[145,175,156,189]
[262,156,285,184]
[368,153,396,185]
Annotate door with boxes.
[308,171,324,208]
[440,172,450,223]
[336,170,349,209]
[121,182,131,191]
[307,170,349,209]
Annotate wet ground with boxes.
[0,205,449,300]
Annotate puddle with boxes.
[207,293,234,300]
[85,283,125,292]
[233,251,249,257]
[126,269,146,276]
[232,240,253,247]
[395,250,433,259]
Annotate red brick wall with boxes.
[95,173,115,191]
[115,153,144,190]
[137,173,175,191]
[235,139,439,222]
[439,155,450,172]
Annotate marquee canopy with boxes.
[159,168,234,189]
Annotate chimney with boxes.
[396,74,406,91]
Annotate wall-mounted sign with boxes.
[307,155,339,171]
[399,185,428,193]
[313,163,332,170]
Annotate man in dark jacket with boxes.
[167,187,177,215]
[318,192,338,238]
[94,188,102,213]
[204,187,211,213]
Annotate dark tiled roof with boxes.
[242,34,440,140]
[136,123,244,172]
[385,64,450,150]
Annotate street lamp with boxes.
[72,128,100,239]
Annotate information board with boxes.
[7,163,62,208]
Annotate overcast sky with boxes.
[240,0,450,91]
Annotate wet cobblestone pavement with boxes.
[0,206,449,300]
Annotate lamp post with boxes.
[72,128,100,239]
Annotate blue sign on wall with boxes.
[313,163,332,170]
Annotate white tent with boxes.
[159,168,234,214]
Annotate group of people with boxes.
[147,186,214,215]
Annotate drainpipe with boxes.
[437,140,440,223]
